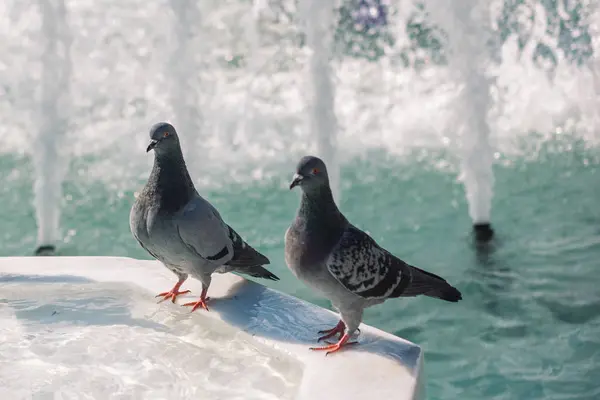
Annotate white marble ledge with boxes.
[0,256,424,400]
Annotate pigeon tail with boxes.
[225,243,270,267]
[423,282,462,302]
[235,265,280,281]
[222,225,279,280]
[393,265,462,302]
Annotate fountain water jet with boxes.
[239,0,263,143]
[426,0,496,242]
[169,0,202,165]
[300,0,340,201]
[33,0,72,256]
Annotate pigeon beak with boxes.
[146,140,158,152]
[289,173,303,190]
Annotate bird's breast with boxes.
[146,214,178,245]
[130,201,150,240]
[284,227,304,272]
[285,224,334,272]
[138,211,186,261]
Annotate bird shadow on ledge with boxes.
[206,278,421,373]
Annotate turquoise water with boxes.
[1,135,600,399]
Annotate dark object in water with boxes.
[35,245,56,256]
[473,223,494,243]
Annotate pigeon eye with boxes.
[312,168,319,174]
[163,131,170,138]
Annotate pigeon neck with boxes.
[299,185,344,223]
[150,150,196,212]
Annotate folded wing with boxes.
[326,225,461,302]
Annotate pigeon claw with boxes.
[309,333,357,356]
[155,289,191,304]
[182,297,211,312]
[317,320,346,342]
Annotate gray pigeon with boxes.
[130,122,279,312]
[285,155,462,355]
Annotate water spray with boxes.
[169,0,202,165]
[427,0,496,243]
[301,0,340,202]
[33,0,72,256]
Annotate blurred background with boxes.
[1,0,599,398]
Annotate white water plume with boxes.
[33,0,72,250]
[300,0,340,201]
[239,0,263,143]
[169,0,202,164]
[427,0,496,225]
[0,0,599,242]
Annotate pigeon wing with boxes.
[326,225,410,300]
[224,224,270,267]
[175,195,234,265]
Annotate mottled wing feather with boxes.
[175,196,233,264]
[326,226,407,299]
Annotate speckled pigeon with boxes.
[130,122,279,312]
[284,155,462,354]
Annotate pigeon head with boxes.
[289,155,329,191]
[146,122,180,154]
